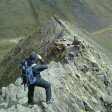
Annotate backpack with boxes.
[21,59,37,85]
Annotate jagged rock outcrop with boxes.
[0,17,112,112]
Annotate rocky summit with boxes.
[0,17,112,112]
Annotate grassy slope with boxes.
[0,38,23,62]
[92,28,112,61]
[0,0,112,38]
[0,0,36,38]
[0,0,74,61]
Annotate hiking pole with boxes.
[23,83,25,91]
[24,83,27,91]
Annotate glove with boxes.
[37,54,42,60]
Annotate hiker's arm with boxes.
[38,62,48,71]
[40,59,47,65]
[32,63,48,76]
[32,55,48,75]
[37,55,48,70]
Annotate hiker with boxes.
[21,51,52,105]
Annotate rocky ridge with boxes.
[0,17,112,112]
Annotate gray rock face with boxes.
[0,17,112,112]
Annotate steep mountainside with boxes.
[92,27,112,62]
[0,37,22,62]
[0,0,112,38]
[0,17,112,112]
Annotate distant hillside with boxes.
[91,28,112,62]
[0,0,112,38]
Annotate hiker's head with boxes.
[29,51,42,64]
[29,51,37,61]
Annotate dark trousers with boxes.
[28,78,52,102]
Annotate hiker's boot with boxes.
[28,99,34,105]
[46,98,54,104]
[46,100,51,104]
